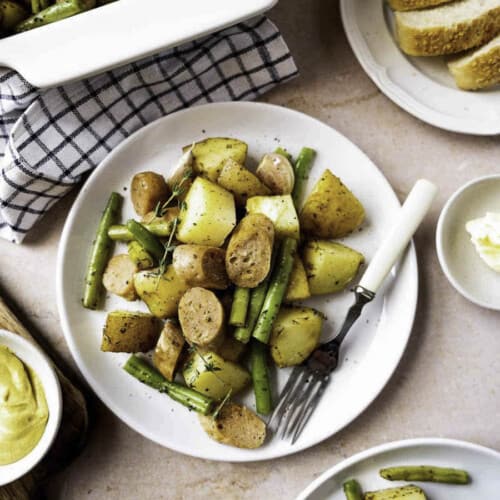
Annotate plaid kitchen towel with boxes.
[0,16,297,243]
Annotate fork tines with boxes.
[269,367,329,444]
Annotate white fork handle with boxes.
[359,179,438,294]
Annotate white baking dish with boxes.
[0,0,277,88]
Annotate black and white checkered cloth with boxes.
[0,16,297,243]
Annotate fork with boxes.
[269,179,438,444]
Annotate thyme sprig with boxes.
[156,168,192,218]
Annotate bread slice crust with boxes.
[396,0,500,56]
[388,0,454,11]
[449,35,500,89]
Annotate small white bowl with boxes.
[436,175,500,310]
[0,329,62,486]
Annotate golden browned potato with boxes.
[284,255,311,302]
[133,266,189,318]
[153,320,185,381]
[101,311,161,353]
[300,169,365,238]
[217,159,271,205]
[178,287,225,348]
[255,153,295,195]
[176,177,236,247]
[269,307,323,367]
[198,402,266,449]
[246,195,300,240]
[131,171,170,216]
[102,254,138,301]
[216,335,247,362]
[184,137,248,181]
[225,214,275,288]
[303,240,364,295]
[182,351,250,400]
[173,244,230,290]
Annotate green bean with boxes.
[123,355,215,415]
[126,219,165,263]
[380,465,470,484]
[250,340,272,415]
[274,146,293,162]
[233,249,277,343]
[342,479,363,500]
[31,0,40,14]
[15,0,95,33]
[292,147,316,209]
[127,241,154,270]
[82,192,122,309]
[229,287,250,327]
[108,220,175,241]
[252,237,297,344]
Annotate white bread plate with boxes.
[340,0,500,135]
[0,0,277,88]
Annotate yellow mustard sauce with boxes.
[0,345,49,465]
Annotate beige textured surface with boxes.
[1,1,500,498]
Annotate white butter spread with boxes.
[465,212,500,272]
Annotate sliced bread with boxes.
[448,34,500,89]
[395,0,500,56]
[388,0,454,11]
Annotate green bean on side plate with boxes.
[343,479,363,500]
[380,465,470,484]
[82,191,122,309]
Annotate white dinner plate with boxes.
[296,438,500,499]
[0,0,276,88]
[340,1,500,135]
[56,102,418,461]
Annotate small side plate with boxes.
[297,438,500,500]
[436,175,500,310]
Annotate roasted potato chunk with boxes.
[255,153,295,195]
[131,171,170,216]
[246,194,300,240]
[300,169,364,238]
[225,214,274,288]
[198,402,266,449]
[303,240,364,295]
[178,287,225,348]
[183,351,251,400]
[102,254,138,301]
[176,176,236,247]
[364,485,427,500]
[134,266,189,318]
[217,159,271,205]
[284,255,311,302]
[184,137,248,181]
[216,336,247,362]
[101,311,161,353]
[269,307,323,367]
[173,244,229,290]
[153,320,185,381]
